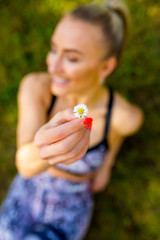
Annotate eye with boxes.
[67,57,79,63]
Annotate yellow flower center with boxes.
[78,108,84,114]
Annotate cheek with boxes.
[46,53,52,71]
[46,53,51,65]
[46,53,56,72]
[64,62,98,81]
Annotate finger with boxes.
[48,130,90,165]
[35,117,85,146]
[48,137,89,165]
[48,108,76,126]
[62,130,90,165]
[35,108,76,146]
[39,127,86,159]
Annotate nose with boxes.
[47,52,63,74]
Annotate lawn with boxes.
[0,0,160,239]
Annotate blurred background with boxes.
[0,0,160,239]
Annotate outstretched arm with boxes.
[16,73,90,178]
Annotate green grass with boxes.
[0,0,160,239]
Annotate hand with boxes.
[91,167,112,193]
[34,108,92,165]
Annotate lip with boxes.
[52,77,71,86]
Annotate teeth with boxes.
[54,76,67,82]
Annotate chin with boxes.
[51,85,69,97]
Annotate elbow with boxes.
[15,166,33,179]
[15,156,34,179]
[15,143,49,178]
[16,170,33,179]
[15,148,36,179]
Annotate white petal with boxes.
[73,104,88,118]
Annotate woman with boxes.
[0,1,143,239]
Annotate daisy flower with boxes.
[73,104,88,118]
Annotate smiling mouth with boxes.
[52,76,71,85]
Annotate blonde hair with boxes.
[69,0,130,61]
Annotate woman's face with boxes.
[46,16,106,96]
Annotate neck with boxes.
[63,85,105,107]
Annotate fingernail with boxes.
[82,117,93,131]
[87,122,92,131]
[82,117,93,125]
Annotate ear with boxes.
[99,57,117,79]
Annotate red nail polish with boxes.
[83,117,93,125]
[87,122,92,130]
[83,117,93,130]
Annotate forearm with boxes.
[15,142,50,178]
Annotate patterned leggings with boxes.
[0,173,94,240]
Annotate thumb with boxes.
[48,108,76,127]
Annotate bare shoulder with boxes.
[18,72,51,107]
[17,72,52,147]
[111,92,144,137]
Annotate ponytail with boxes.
[69,0,130,61]
[104,0,130,58]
